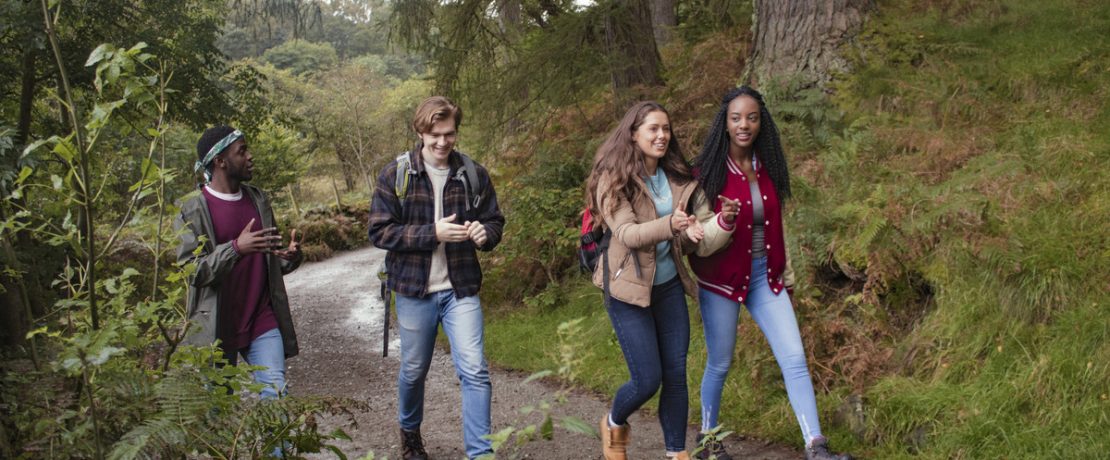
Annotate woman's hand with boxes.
[718,195,740,224]
[685,218,704,243]
[670,209,695,234]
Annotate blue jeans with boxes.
[396,290,492,459]
[698,257,822,444]
[606,276,690,452]
[226,327,287,400]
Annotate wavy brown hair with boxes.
[586,101,693,225]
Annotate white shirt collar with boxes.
[204,185,243,201]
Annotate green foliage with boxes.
[262,40,339,75]
[484,143,591,308]
[482,317,598,459]
[480,1,1110,458]
[251,121,311,193]
[2,42,347,459]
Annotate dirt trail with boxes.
[286,247,799,459]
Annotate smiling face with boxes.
[418,118,458,167]
[632,110,671,164]
[726,95,761,153]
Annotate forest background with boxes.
[0,0,1107,458]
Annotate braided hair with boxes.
[693,86,790,209]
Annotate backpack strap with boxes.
[394,151,414,205]
[458,152,483,210]
[599,230,613,308]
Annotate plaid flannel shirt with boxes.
[368,149,505,298]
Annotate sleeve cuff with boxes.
[718,214,736,231]
[231,239,241,255]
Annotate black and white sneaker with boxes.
[805,436,853,460]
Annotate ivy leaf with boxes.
[85,44,113,67]
[88,346,124,366]
[559,416,598,438]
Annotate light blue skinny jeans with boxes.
[698,256,823,445]
[396,290,493,459]
[226,327,287,400]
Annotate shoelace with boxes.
[403,433,426,454]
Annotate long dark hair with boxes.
[587,101,693,222]
[694,86,790,208]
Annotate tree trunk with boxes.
[748,0,873,88]
[16,49,37,147]
[603,0,664,92]
[650,0,675,48]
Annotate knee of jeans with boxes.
[632,372,662,400]
[455,357,490,386]
[779,352,811,380]
[661,366,686,387]
[400,366,429,384]
[704,356,732,378]
[256,369,286,399]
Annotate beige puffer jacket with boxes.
[591,173,702,307]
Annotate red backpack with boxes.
[578,208,608,273]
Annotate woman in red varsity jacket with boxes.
[688,87,852,460]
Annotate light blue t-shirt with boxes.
[646,168,677,285]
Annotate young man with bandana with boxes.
[175,125,303,399]
[369,96,505,460]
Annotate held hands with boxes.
[434,214,488,246]
[235,218,282,255]
[718,195,740,224]
[670,209,696,234]
[685,218,705,244]
[273,229,303,260]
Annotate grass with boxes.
[483,0,1110,458]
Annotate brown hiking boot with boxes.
[670,451,692,459]
[600,414,630,460]
[400,428,428,460]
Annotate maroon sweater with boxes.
[689,158,788,303]
[203,187,278,350]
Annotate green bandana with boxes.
[194,130,243,183]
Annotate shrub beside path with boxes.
[286,247,799,459]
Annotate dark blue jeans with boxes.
[606,276,690,452]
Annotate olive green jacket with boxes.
[173,184,301,358]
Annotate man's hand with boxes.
[235,218,281,254]
[685,218,704,244]
[464,221,488,247]
[273,229,302,260]
[718,195,740,224]
[435,214,469,243]
[670,209,695,234]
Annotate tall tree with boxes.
[747,0,874,88]
[651,0,675,48]
[602,0,664,91]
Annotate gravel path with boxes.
[285,247,800,459]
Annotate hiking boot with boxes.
[400,428,428,460]
[600,414,630,460]
[695,432,733,460]
[805,436,853,460]
[670,451,692,460]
